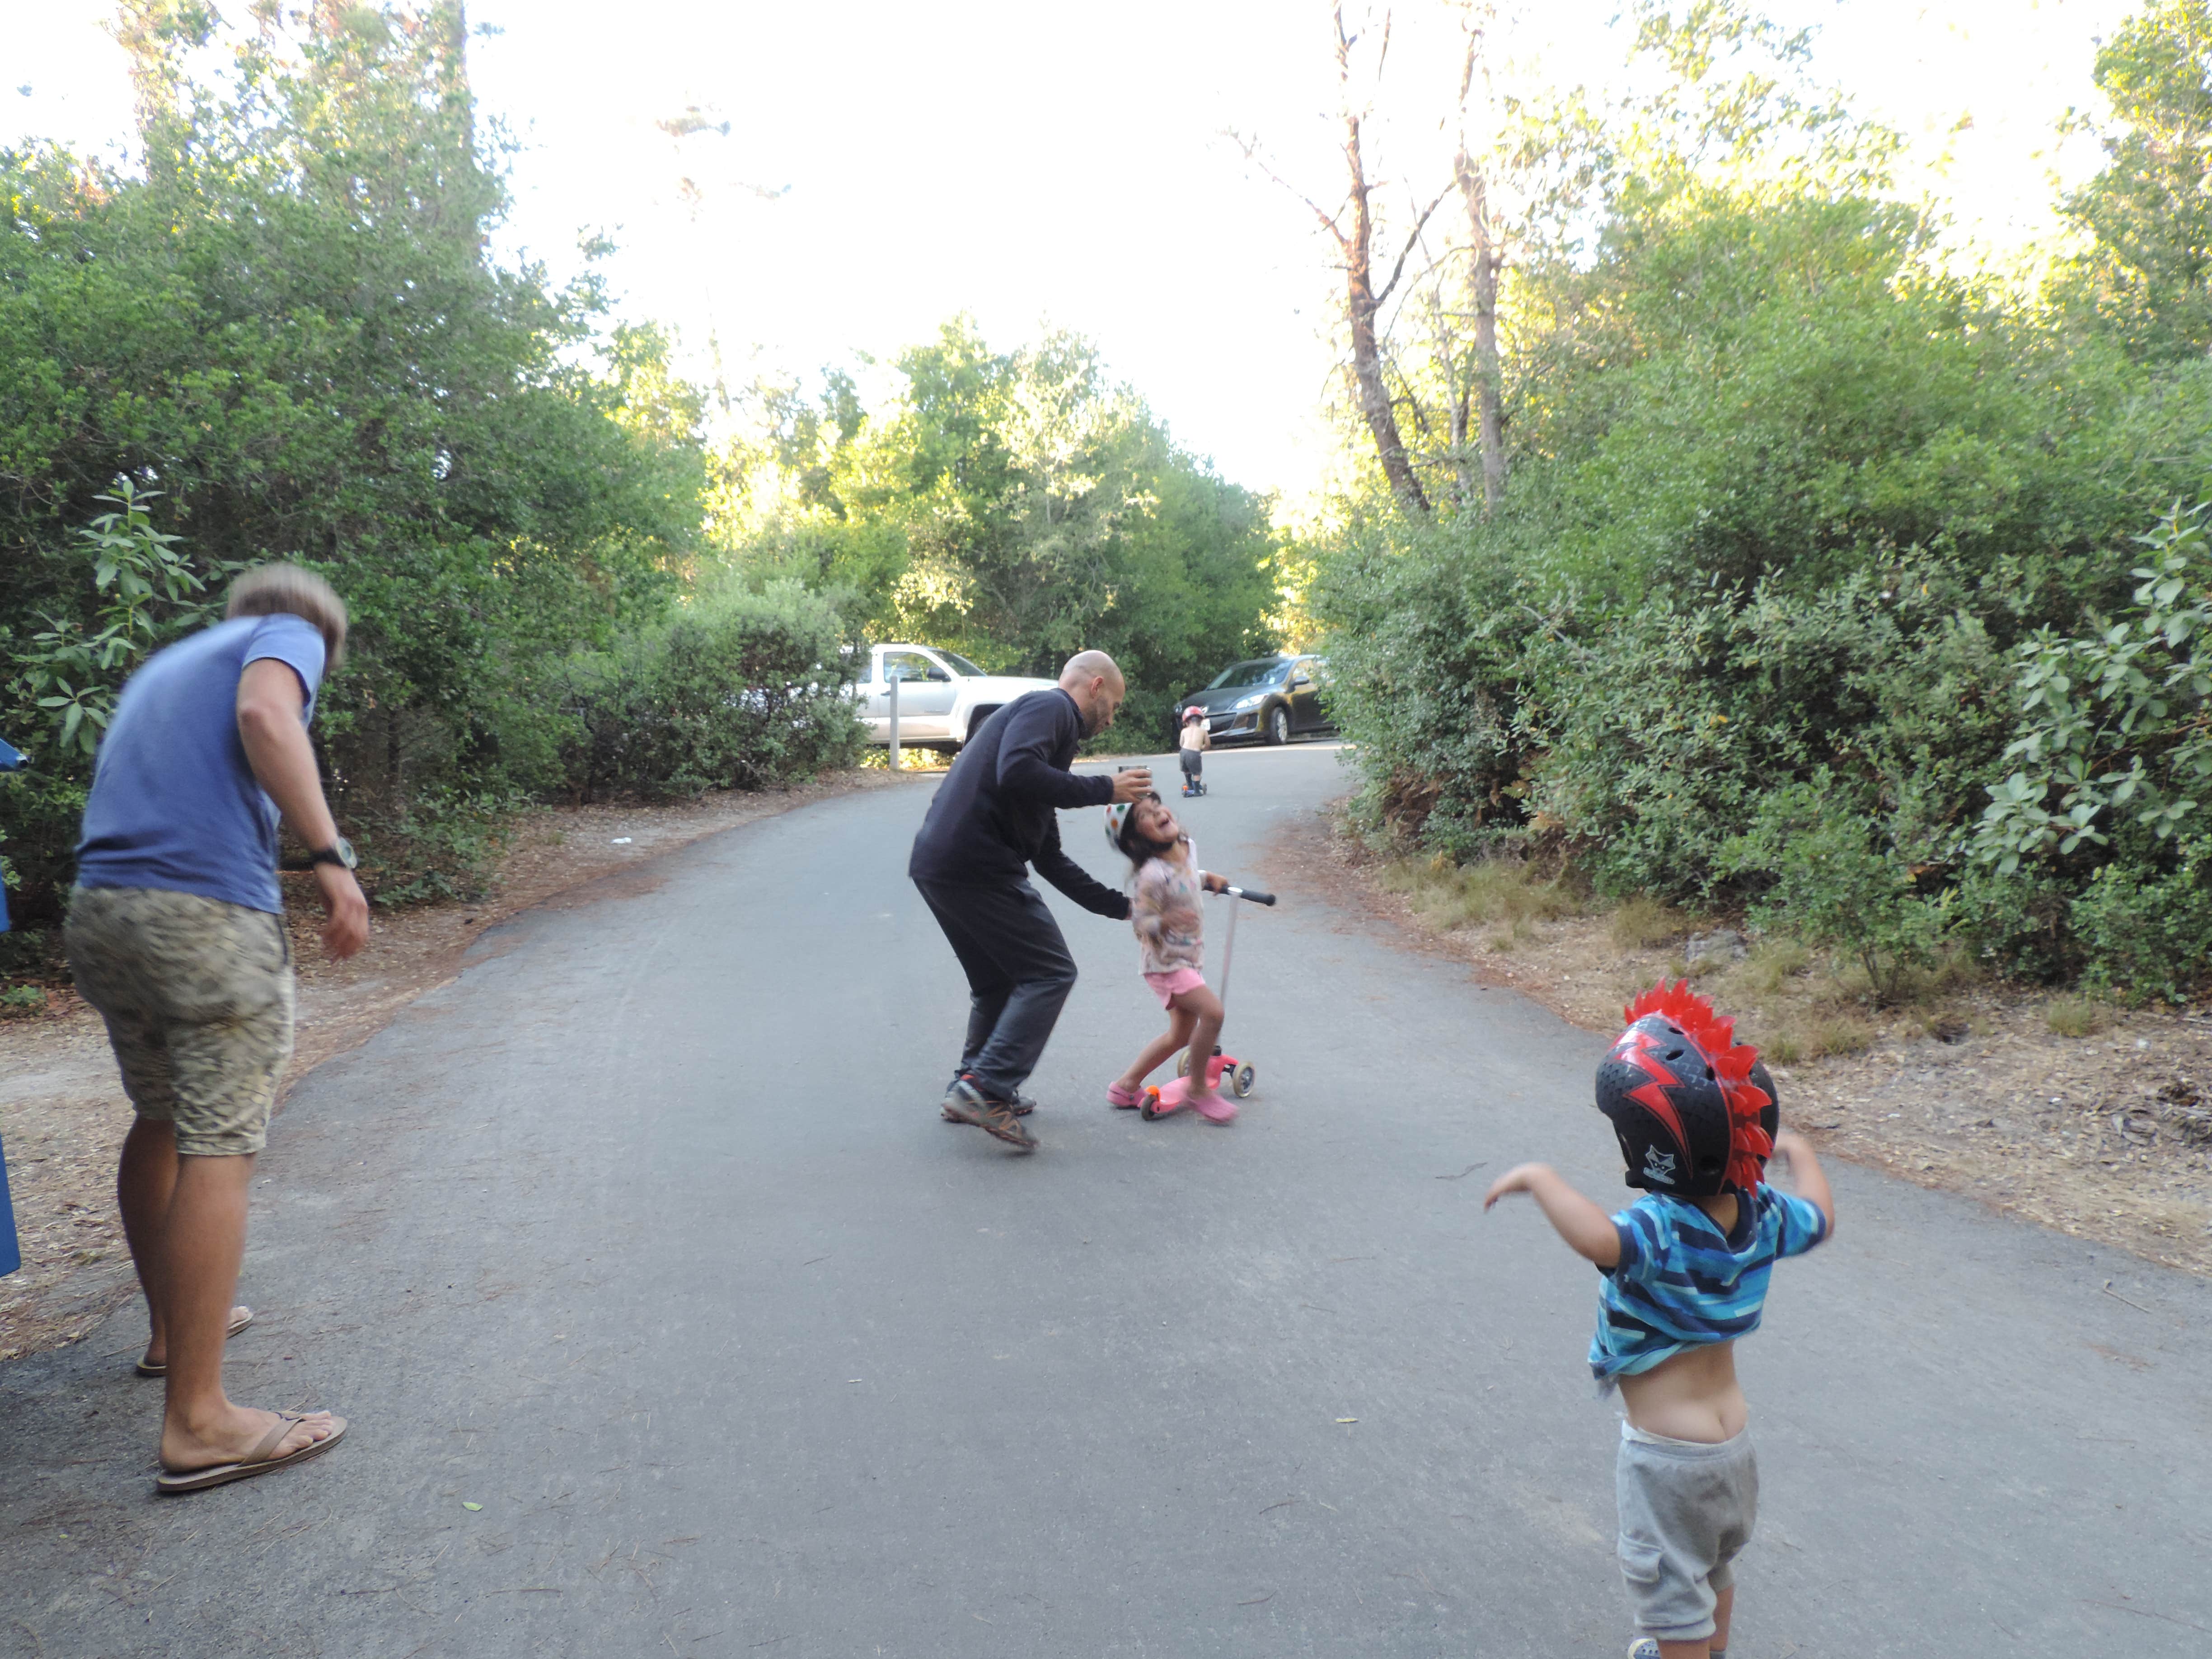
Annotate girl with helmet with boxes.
[1100,792,1234,1121]
[1483,981,1836,1659]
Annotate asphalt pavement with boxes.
[4,741,2209,1658]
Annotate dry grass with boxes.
[1762,1011,1877,1064]
[2046,995,2112,1038]
[1376,853,1584,944]
[1610,894,1690,951]
[1728,938,1814,997]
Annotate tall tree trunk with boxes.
[1240,5,1447,515]
[1456,147,1507,512]
[1339,20,1429,515]
[1449,383,1475,505]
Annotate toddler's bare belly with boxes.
[1617,1341,1748,1442]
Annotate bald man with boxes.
[908,651,1154,1151]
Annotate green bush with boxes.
[2071,834,2212,1004]
[351,788,515,909]
[1719,776,1945,1006]
[1310,168,2212,999]
[552,580,863,802]
[1950,862,2081,984]
[0,18,701,935]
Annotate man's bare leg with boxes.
[117,1119,248,1370]
[153,1150,332,1471]
[117,1118,179,1357]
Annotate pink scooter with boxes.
[1142,884,1276,1119]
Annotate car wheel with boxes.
[1265,703,1291,745]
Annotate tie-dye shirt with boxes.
[1130,840,1206,975]
[1589,1184,1829,1382]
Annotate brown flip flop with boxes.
[155,1412,347,1494]
[137,1306,254,1377]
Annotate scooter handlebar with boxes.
[1224,886,1277,906]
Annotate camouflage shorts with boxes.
[66,886,295,1157]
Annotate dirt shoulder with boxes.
[0,769,914,1364]
[1267,804,2212,1279]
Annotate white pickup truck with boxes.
[851,642,1058,752]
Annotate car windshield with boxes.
[1206,659,1288,690]
[936,649,985,676]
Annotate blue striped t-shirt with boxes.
[1590,1185,1829,1382]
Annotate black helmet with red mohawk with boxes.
[1596,981,1776,1198]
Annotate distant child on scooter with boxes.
[1101,793,1235,1122]
[1177,706,1209,797]
[1483,982,1835,1659]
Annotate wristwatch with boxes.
[309,837,358,872]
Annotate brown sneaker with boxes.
[940,1082,1036,1120]
[941,1078,1038,1150]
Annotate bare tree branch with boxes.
[1226,127,1350,249]
[1375,185,1452,307]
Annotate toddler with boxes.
[1101,793,1234,1121]
[1485,982,1835,1659]
[1177,706,1209,797]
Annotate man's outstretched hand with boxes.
[1111,768,1154,802]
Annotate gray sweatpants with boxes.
[1615,1422,1759,1643]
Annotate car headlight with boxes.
[1233,693,1265,710]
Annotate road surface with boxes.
[4,742,2209,1657]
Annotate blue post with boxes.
[0,1143,17,1278]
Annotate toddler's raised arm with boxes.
[1770,1130,1836,1235]
[1485,1163,1622,1268]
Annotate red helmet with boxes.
[1595,981,1775,1197]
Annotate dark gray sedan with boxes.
[1175,654,1331,747]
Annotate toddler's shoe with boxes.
[1106,1082,1145,1109]
[1192,1091,1238,1124]
[1626,1641,1659,1659]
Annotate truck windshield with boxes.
[1206,659,1287,690]
[937,650,986,676]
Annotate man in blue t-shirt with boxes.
[66,564,368,1494]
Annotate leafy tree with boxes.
[2061,0,2212,359]
[719,319,1279,740]
[2,5,729,936]
[1305,7,2212,1005]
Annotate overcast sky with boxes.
[3,0,2138,504]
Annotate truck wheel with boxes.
[961,705,1001,747]
[1265,704,1291,745]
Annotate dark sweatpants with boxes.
[914,876,1078,1104]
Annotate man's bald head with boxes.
[1059,650,1123,694]
[1059,650,1126,737]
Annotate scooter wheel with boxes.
[1174,1050,1190,1078]
[1233,1064,1255,1098]
[1140,1091,1161,1121]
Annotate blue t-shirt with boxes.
[75,615,327,915]
[1589,1184,1829,1382]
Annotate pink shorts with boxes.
[1143,967,1207,1008]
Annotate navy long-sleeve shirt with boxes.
[908,688,1130,920]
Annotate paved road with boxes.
[5,743,2209,1658]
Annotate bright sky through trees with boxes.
[3,0,2137,502]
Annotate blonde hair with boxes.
[225,564,348,669]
